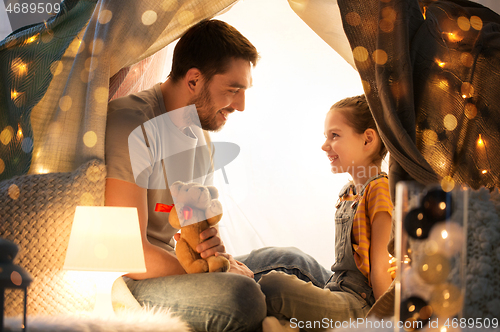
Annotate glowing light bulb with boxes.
[12,58,28,76]
[436,60,445,67]
[37,166,50,174]
[482,170,488,174]
[446,32,463,42]
[17,124,23,140]
[477,134,484,147]
[11,90,19,100]
[430,283,463,317]
[25,35,38,44]
[429,222,464,257]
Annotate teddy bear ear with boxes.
[170,181,185,197]
[206,186,219,199]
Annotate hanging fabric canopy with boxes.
[0,0,238,181]
[292,0,500,195]
[290,0,500,318]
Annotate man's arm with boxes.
[105,178,186,279]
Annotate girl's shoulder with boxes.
[365,176,390,195]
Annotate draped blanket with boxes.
[0,0,238,181]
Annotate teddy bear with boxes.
[166,181,230,274]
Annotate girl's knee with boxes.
[221,275,267,331]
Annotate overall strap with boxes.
[358,172,388,197]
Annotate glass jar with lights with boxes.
[394,182,468,331]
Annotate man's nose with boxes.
[231,90,245,112]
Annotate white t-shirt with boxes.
[106,83,214,251]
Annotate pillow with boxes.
[0,159,105,316]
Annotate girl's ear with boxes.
[363,129,377,147]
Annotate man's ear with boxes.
[184,68,203,94]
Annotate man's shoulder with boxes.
[108,85,160,122]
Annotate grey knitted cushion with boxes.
[0,159,106,316]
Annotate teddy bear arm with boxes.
[206,255,230,273]
[206,214,222,226]
[168,206,182,229]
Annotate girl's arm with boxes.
[370,210,393,300]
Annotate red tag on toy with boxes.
[155,203,174,213]
[182,206,193,220]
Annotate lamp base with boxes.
[92,271,124,317]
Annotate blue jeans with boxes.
[237,247,332,288]
[124,247,331,332]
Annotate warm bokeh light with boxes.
[470,16,483,30]
[345,12,361,26]
[443,114,457,131]
[461,82,474,99]
[464,103,477,119]
[441,176,455,192]
[353,46,369,62]
[142,10,158,25]
[457,16,471,31]
[178,10,195,25]
[1,126,15,145]
[83,131,98,148]
[98,9,113,25]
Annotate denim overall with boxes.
[324,173,388,307]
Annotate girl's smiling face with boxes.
[321,108,369,178]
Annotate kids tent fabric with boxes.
[337,0,500,193]
[1,0,499,316]
[0,0,238,181]
[1,0,498,191]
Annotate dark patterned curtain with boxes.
[337,0,500,197]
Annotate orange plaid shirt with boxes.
[351,177,393,286]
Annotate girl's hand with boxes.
[216,252,254,278]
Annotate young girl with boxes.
[259,95,393,331]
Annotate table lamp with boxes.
[63,206,146,316]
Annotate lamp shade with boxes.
[63,206,146,273]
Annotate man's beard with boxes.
[188,84,225,132]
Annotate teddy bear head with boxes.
[168,181,223,228]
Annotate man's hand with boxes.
[173,227,225,258]
[173,227,254,278]
[215,252,254,278]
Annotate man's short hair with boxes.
[169,19,259,83]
